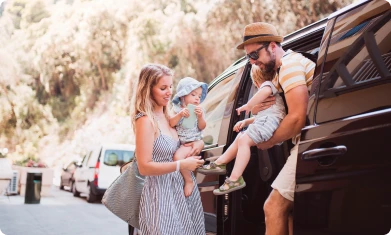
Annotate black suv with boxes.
[198,1,391,234]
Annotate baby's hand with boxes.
[236,104,251,115]
[194,106,203,118]
[233,120,246,132]
[180,108,190,118]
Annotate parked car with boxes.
[197,1,391,234]
[72,143,135,203]
[59,160,79,191]
[0,158,13,195]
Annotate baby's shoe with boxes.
[213,176,246,195]
[197,161,226,175]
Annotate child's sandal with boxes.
[213,176,246,195]
[197,161,226,175]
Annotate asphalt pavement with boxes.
[0,186,128,235]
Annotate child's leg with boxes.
[214,133,255,195]
[198,132,244,175]
[215,132,244,165]
[229,133,256,181]
[173,145,195,197]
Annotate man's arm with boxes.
[257,85,308,149]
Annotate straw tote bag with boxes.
[102,159,145,229]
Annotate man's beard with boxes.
[263,50,276,73]
[259,50,276,81]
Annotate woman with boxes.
[131,63,206,235]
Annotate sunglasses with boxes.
[246,44,269,61]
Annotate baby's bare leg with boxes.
[173,145,194,197]
[229,133,256,181]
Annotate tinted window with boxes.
[201,68,243,146]
[316,2,391,123]
[103,149,134,166]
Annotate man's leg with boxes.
[264,189,293,235]
[265,144,298,235]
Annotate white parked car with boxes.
[72,143,135,203]
[0,158,13,195]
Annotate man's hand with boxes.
[251,96,276,115]
[183,140,204,157]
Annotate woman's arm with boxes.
[136,116,204,175]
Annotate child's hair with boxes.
[131,63,173,134]
[250,65,273,87]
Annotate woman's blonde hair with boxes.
[131,64,173,134]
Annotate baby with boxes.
[197,65,286,195]
[169,77,208,197]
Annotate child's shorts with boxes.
[246,115,281,144]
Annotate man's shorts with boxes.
[271,143,298,202]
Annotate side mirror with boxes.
[62,167,68,172]
[75,162,82,168]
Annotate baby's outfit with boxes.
[173,104,203,144]
[246,81,286,144]
[171,77,208,145]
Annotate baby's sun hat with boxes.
[172,77,208,106]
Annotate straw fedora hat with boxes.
[236,22,283,50]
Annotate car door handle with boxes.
[302,145,347,161]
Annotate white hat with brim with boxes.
[172,77,208,106]
[236,22,283,50]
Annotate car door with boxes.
[295,2,391,234]
[75,151,92,193]
[197,60,246,234]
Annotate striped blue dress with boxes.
[136,113,205,235]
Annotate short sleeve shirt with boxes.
[273,50,315,93]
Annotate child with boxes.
[169,77,208,197]
[197,65,286,195]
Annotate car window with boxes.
[316,1,391,123]
[103,149,134,167]
[201,68,243,146]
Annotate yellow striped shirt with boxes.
[273,50,315,93]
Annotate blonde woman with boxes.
[131,64,206,235]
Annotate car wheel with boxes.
[86,183,98,203]
[72,181,80,197]
[59,178,64,190]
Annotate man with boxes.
[236,22,315,235]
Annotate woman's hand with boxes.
[194,106,203,119]
[251,96,276,115]
[180,156,205,171]
[183,140,204,157]
[233,120,246,132]
[180,108,190,118]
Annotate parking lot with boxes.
[0,186,128,235]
